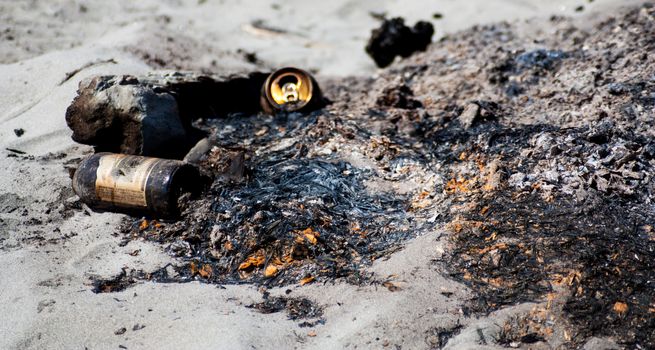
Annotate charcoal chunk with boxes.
[365,17,434,68]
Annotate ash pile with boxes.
[66,3,655,349]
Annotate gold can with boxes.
[260,67,324,114]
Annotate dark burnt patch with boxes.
[439,124,654,347]
[247,294,324,326]
[91,269,136,293]
[488,49,569,96]
[515,49,568,71]
[377,83,422,109]
[166,72,268,119]
[424,324,464,349]
[366,17,434,68]
[121,110,423,287]
[110,4,655,347]
[91,266,180,293]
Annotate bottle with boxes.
[72,153,203,217]
[260,67,324,114]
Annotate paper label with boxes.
[95,155,157,207]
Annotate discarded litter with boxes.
[72,153,204,218]
[64,66,325,218]
[65,69,326,160]
[66,67,327,218]
[260,67,324,114]
[67,4,655,347]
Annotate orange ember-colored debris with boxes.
[613,301,628,315]
[264,264,280,277]
[300,275,315,285]
[139,219,149,230]
[238,252,266,270]
[445,177,472,194]
[295,228,319,245]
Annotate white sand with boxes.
[0,1,644,349]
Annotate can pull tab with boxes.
[282,82,299,103]
[262,67,320,113]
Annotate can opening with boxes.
[278,75,299,88]
[266,69,314,111]
[278,75,300,103]
[168,164,206,216]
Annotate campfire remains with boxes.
[70,4,655,348]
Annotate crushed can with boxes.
[260,67,324,114]
[72,153,204,218]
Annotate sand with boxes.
[0,1,646,349]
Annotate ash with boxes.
[123,4,655,348]
[132,109,435,287]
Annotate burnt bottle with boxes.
[72,153,204,218]
[260,67,325,114]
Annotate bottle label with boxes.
[95,155,158,208]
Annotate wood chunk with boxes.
[65,72,269,159]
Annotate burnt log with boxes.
[65,72,269,159]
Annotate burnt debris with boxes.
[65,74,209,159]
[376,83,422,109]
[488,49,569,97]
[247,294,324,327]
[65,70,325,159]
[441,124,654,346]
[365,17,434,68]
[78,3,655,348]
[72,153,207,218]
[123,111,423,287]
[425,324,464,349]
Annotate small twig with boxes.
[59,58,118,85]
